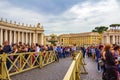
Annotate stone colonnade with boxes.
[0,20,44,45]
[103,35,120,45]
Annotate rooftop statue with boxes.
[37,23,41,28]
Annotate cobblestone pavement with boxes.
[11,57,72,80]
[81,57,102,80]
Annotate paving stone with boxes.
[80,57,102,80]
[11,57,72,80]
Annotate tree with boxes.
[110,24,120,27]
[110,24,120,29]
[92,26,108,34]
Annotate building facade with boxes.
[102,29,120,45]
[59,34,70,46]
[0,18,44,45]
[59,32,100,46]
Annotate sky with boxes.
[0,0,120,35]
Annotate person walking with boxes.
[95,46,101,72]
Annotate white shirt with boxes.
[36,46,40,52]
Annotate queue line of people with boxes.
[0,41,78,70]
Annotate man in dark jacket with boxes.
[3,41,12,69]
[3,41,12,53]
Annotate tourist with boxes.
[53,45,59,61]
[86,47,91,57]
[56,46,62,58]
[95,46,101,72]
[62,47,66,58]
[12,44,18,54]
[30,43,36,52]
[30,43,36,64]
[3,41,12,53]
[0,45,3,54]
[102,44,118,80]
[91,46,96,60]
[60,46,63,58]
[3,41,12,69]
[35,43,40,65]
[81,46,86,58]
[12,44,18,60]
[114,45,119,59]
[118,57,120,75]
[12,44,19,71]
[0,45,3,74]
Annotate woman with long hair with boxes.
[102,44,118,80]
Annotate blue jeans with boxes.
[97,62,100,71]
[58,52,62,58]
[7,60,11,69]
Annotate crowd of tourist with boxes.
[82,44,120,80]
[0,41,78,57]
[0,41,78,70]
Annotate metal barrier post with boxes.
[19,54,22,72]
[39,52,43,68]
[30,53,33,68]
[1,53,10,80]
[1,53,7,79]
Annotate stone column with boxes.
[14,31,16,43]
[29,32,31,45]
[36,33,38,43]
[116,36,118,44]
[0,29,3,45]
[113,35,115,44]
[106,36,109,43]
[22,32,24,43]
[9,30,12,45]
[115,35,117,44]
[40,33,44,45]
[33,33,36,43]
[18,31,20,42]
[26,32,28,44]
[5,29,8,41]
[117,36,119,44]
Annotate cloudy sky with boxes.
[0,0,120,35]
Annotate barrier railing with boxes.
[63,51,88,80]
[0,51,57,80]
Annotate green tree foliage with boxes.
[110,24,120,27]
[92,26,108,34]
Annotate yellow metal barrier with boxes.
[63,51,88,80]
[0,51,57,80]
